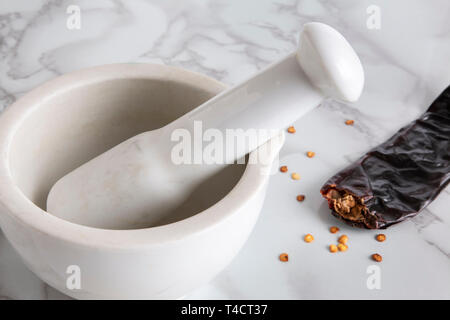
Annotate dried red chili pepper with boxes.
[321,86,450,229]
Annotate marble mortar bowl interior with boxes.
[0,63,284,299]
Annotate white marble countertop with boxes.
[0,0,449,300]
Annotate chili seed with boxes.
[372,253,382,262]
[329,226,340,234]
[291,173,300,180]
[304,234,314,243]
[279,253,289,262]
[329,245,338,253]
[338,235,348,245]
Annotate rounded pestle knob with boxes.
[296,22,364,102]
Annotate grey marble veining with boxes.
[0,0,449,299]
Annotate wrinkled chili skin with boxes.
[321,86,450,229]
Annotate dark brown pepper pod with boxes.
[320,86,450,229]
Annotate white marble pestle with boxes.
[47,22,364,229]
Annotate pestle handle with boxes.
[166,22,364,162]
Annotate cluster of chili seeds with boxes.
[278,123,386,264]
